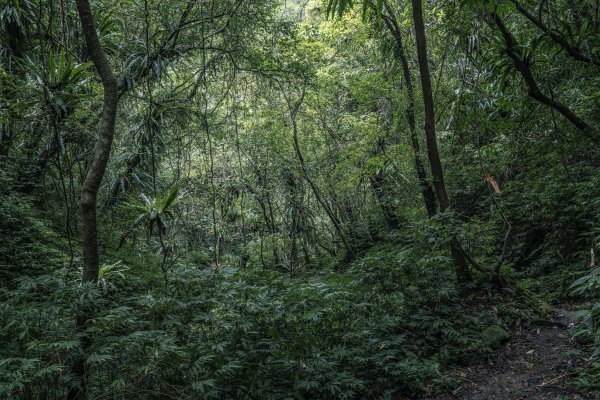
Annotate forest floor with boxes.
[444,308,597,400]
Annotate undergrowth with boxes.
[0,218,518,400]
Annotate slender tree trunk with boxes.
[380,5,437,216]
[77,0,119,281]
[411,0,471,283]
[69,1,119,399]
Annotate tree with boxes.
[328,0,472,282]
[69,0,119,398]
[76,0,118,282]
[377,0,437,217]
[410,0,471,282]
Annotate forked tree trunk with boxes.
[410,0,471,283]
[68,1,119,399]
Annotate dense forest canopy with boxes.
[0,0,599,398]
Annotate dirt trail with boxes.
[445,309,595,400]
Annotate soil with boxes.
[440,309,597,400]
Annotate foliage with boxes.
[1,0,599,398]
[123,185,184,238]
[570,235,600,394]
[0,230,501,399]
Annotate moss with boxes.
[481,325,511,347]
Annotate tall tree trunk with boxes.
[69,1,119,399]
[380,3,437,216]
[77,0,119,282]
[411,0,471,283]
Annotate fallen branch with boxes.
[536,358,597,388]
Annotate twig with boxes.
[536,358,597,388]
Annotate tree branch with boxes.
[492,12,599,143]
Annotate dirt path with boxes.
[444,309,595,400]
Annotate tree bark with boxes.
[68,1,119,399]
[77,0,119,282]
[411,0,471,283]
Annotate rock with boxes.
[481,324,511,347]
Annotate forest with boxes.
[0,0,599,398]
